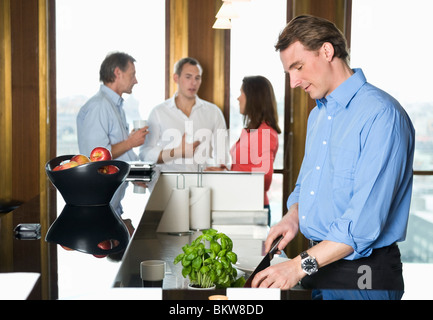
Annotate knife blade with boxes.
[243,235,283,287]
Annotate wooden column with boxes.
[167,0,229,119]
[212,1,230,124]
[0,0,14,272]
[0,0,53,298]
[287,0,352,195]
[283,0,352,257]
[10,0,41,202]
[167,0,189,98]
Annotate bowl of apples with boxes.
[46,147,130,206]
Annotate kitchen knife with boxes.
[243,235,283,287]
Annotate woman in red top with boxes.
[208,76,281,224]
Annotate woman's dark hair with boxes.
[275,15,349,65]
[242,75,281,134]
[99,52,136,84]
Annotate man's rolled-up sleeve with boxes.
[325,107,413,259]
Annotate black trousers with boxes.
[301,243,404,291]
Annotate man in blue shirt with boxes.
[77,52,148,162]
[77,52,148,216]
[251,15,415,300]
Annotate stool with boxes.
[0,199,23,214]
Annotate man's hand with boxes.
[250,203,303,290]
[111,126,149,159]
[251,256,305,289]
[264,203,299,254]
[158,133,201,163]
[175,133,200,158]
[252,241,354,289]
[204,164,228,171]
[129,127,149,148]
[251,200,354,290]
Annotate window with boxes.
[230,0,287,226]
[56,0,165,156]
[351,0,433,299]
[55,0,165,299]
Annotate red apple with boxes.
[93,239,119,258]
[53,160,79,171]
[97,239,119,250]
[98,165,119,175]
[70,154,90,165]
[106,165,119,174]
[93,254,107,258]
[90,147,112,162]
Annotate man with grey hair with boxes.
[140,57,229,171]
[77,51,148,161]
[77,52,148,216]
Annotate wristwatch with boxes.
[300,251,318,275]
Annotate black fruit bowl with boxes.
[46,204,130,255]
[45,155,130,206]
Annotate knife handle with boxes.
[270,235,283,253]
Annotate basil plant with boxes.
[174,228,245,288]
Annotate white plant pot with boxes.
[187,283,216,290]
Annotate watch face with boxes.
[302,258,318,275]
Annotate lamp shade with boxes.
[216,2,239,19]
[212,18,232,29]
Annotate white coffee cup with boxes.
[133,120,148,130]
[133,184,146,194]
[140,260,166,287]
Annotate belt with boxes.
[309,239,321,248]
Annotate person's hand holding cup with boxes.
[130,119,149,148]
[133,119,148,131]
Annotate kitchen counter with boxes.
[113,208,310,300]
[0,167,311,300]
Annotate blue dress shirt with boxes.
[77,85,138,162]
[287,69,415,260]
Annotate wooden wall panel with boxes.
[168,0,188,97]
[10,0,41,202]
[167,0,228,116]
[0,0,12,202]
[0,0,14,272]
[286,0,352,191]
[1,0,53,298]
[187,0,216,104]
[283,0,352,257]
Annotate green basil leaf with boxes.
[226,251,237,264]
[181,255,192,267]
[200,265,210,274]
[182,265,191,277]
[174,253,184,264]
[192,256,202,270]
[217,249,226,257]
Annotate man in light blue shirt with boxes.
[77,52,148,162]
[252,16,414,300]
[77,52,148,215]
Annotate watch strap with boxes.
[300,251,309,259]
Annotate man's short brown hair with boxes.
[275,15,349,65]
